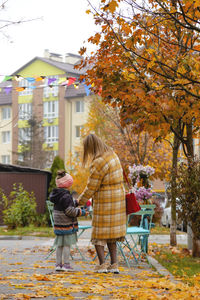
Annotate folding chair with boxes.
[45,200,92,260]
[117,204,155,268]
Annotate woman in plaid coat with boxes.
[78,134,126,274]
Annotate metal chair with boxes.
[45,200,92,260]
[117,204,156,267]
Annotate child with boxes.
[50,169,87,271]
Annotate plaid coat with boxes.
[78,151,126,240]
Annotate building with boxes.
[0,80,12,164]
[0,50,92,168]
[0,163,51,224]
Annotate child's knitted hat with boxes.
[56,172,73,189]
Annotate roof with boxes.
[65,82,93,98]
[0,163,51,175]
[65,83,86,98]
[0,80,12,106]
[12,56,87,77]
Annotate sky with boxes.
[0,0,98,77]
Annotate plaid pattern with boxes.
[79,151,126,240]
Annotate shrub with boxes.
[48,155,65,194]
[1,183,37,229]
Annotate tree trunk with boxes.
[170,133,180,246]
[185,123,200,255]
[192,236,200,257]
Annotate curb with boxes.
[147,255,178,283]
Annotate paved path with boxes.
[0,222,189,299]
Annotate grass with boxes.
[0,224,54,237]
[0,217,91,237]
[151,225,185,235]
[153,244,200,282]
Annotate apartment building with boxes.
[0,50,92,167]
[0,80,12,164]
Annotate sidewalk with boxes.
[0,224,195,299]
[0,238,188,300]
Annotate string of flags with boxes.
[0,75,92,97]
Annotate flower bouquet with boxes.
[128,164,155,204]
[128,164,155,188]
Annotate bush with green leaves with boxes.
[176,160,200,240]
[48,155,65,194]
[1,183,37,229]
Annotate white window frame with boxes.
[19,103,32,120]
[44,126,58,143]
[2,107,11,120]
[2,131,11,143]
[43,100,58,119]
[75,100,84,113]
[75,125,83,138]
[19,79,33,96]
[43,76,59,98]
[18,127,31,144]
[1,155,10,164]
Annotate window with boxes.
[19,103,32,120]
[75,126,83,138]
[19,79,33,96]
[75,100,84,113]
[2,131,10,143]
[44,126,58,143]
[18,128,31,144]
[43,101,58,119]
[2,107,11,120]
[1,155,10,164]
[43,76,59,98]
[18,154,24,162]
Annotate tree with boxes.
[0,0,41,41]
[83,96,172,181]
[48,155,65,194]
[15,116,54,169]
[76,0,200,255]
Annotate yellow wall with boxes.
[0,105,12,163]
[18,59,65,77]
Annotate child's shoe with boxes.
[94,262,108,273]
[62,263,73,271]
[107,263,119,274]
[55,264,62,271]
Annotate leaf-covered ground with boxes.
[0,245,199,299]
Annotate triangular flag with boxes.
[3,76,12,81]
[48,78,57,85]
[67,77,76,86]
[58,77,66,84]
[36,76,45,81]
[26,77,36,83]
[16,87,26,92]
[84,84,91,96]
[4,87,12,94]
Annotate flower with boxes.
[128,164,155,180]
[134,187,153,202]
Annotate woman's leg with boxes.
[107,242,117,265]
[95,245,105,265]
[63,245,70,264]
[56,246,63,265]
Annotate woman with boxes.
[77,133,126,274]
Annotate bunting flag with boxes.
[84,84,91,96]
[4,87,12,94]
[0,74,93,95]
[67,77,76,86]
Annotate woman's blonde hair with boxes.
[82,134,111,166]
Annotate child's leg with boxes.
[56,246,63,265]
[63,245,70,264]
